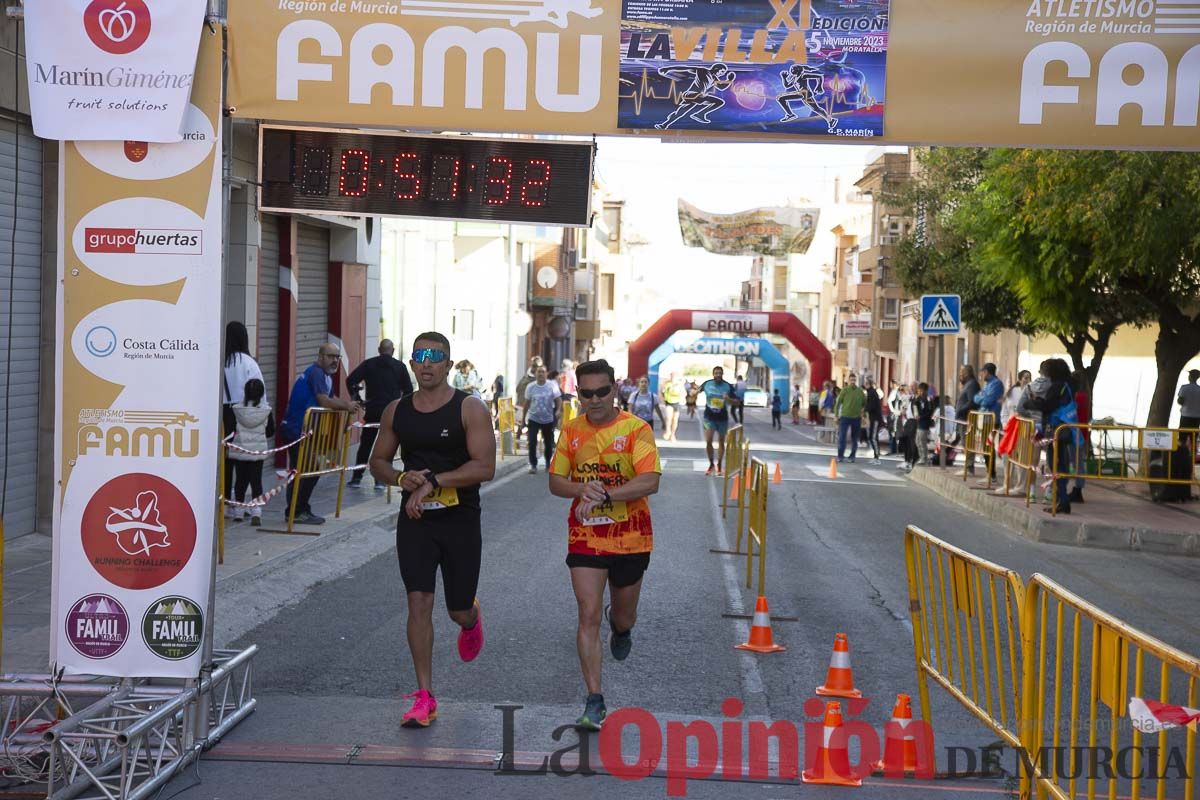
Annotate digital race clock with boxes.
[258,126,595,227]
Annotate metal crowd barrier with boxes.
[1020,575,1199,800]
[999,415,1038,504]
[744,457,770,596]
[1047,424,1200,515]
[903,527,1026,750]
[721,424,746,520]
[496,397,516,458]
[284,408,351,533]
[964,410,997,487]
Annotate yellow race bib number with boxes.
[709,396,726,410]
[581,499,629,526]
[420,486,460,511]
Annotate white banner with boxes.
[690,312,770,335]
[50,29,222,678]
[25,0,207,142]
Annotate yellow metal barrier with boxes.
[904,526,1026,750]
[1047,423,1199,514]
[284,407,351,533]
[1000,415,1038,505]
[561,398,579,426]
[1020,574,1199,800]
[497,397,516,458]
[720,425,745,519]
[744,457,769,596]
[964,410,997,487]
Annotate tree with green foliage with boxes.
[892,147,1200,424]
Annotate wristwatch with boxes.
[601,487,611,504]
[427,472,441,490]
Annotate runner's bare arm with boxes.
[549,474,607,503]
[368,400,425,491]
[428,395,496,487]
[607,472,660,503]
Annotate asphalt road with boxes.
[168,407,1200,800]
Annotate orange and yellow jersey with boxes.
[550,411,662,555]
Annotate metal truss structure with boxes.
[0,646,256,800]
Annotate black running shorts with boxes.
[565,552,651,588]
[395,507,481,612]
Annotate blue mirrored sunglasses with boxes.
[412,348,449,364]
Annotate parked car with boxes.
[742,386,769,408]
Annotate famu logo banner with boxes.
[24,0,208,141]
[141,596,203,660]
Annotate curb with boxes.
[216,457,529,593]
[907,467,1200,558]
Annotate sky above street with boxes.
[593,137,895,308]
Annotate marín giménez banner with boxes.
[24,0,207,141]
[678,199,819,257]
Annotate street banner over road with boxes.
[618,0,890,136]
[227,0,1199,150]
[50,28,222,678]
[24,0,207,141]
[679,200,819,257]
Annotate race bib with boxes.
[420,486,460,510]
[580,500,629,526]
[709,396,726,410]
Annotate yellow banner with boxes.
[228,0,1199,149]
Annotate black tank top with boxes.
[392,389,480,509]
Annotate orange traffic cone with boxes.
[802,701,863,787]
[816,632,862,698]
[875,693,926,775]
[729,478,740,502]
[773,462,783,484]
[735,596,786,653]
[827,458,839,480]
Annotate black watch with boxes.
[427,472,440,490]
[601,487,611,504]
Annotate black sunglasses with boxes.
[578,385,614,399]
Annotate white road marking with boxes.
[862,469,904,482]
[806,464,830,478]
[693,459,711,472]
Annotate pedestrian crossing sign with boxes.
[920,295,961,334]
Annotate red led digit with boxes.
[429,153,462,201]
[338,148,370,197]
[520,159,551,207]
[392,152,422,200]
[375,156,388,190]
[298,147,331,196]
[484,156,513,206]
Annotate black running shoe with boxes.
[575,693,606,731]
[604,603,633,661]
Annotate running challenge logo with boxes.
[84,227,203,256]
[84,0,152,55]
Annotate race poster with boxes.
[49,28,222,678]
[678,200,820,257]
[618,0,890,137]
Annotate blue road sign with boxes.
[920,295,961,334]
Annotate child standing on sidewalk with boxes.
[229,378,275,525]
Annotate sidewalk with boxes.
[909,465,1200,556]
[2,456,527,673]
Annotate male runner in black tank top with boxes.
[370,331,496,728]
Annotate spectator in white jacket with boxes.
[228,379,275,524]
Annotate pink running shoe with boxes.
[401,689,437,728]
[457,599,484,662]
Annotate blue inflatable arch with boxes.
[648,336,791,409]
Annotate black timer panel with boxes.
[260,128,594,227]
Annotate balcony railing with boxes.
[879,319,899,330]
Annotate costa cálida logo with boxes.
[84,0,152,55]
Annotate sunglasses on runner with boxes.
[411,348,449,364]
[578,385,614,399]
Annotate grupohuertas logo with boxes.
[142,596,203,660]
[84,0,152,55]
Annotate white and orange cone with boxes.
[816,632,862,698]
[874,693,930,775]
[735,596,786,653]
[802,701,863,787]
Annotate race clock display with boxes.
[258,126,595,227]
